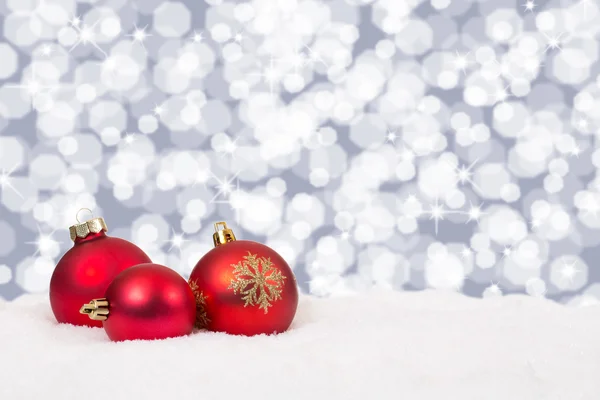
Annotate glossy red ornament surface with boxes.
[103,263,196,342]
[49,232,152,327]
[188,240,299,336]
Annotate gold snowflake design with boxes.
[228,252,287,314]
[189,280,210,329]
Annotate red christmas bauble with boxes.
[188,222,299,336]
[49,216,151,327]
[80,263,196,342]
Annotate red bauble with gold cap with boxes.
[188,222,299,336]
[49,212,152,327]
[80,263,196,342]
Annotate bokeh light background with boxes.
[1,0,600,306]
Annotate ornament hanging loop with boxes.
[80,298,110,321]
[213,222,236,247]
[76,208,94,224]
[69,214,108,242]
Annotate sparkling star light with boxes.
[560,258,580,284]
[122,132,137,145]
[40,44,53,56]
[208,171,240,204]
[386,130,398,144]
[463,202,486,224]
[303,43,327,67]
[0,166,24,199]
[523,0,536,12]
[426,197,447,236]
[249,54,283,99]
[451,51,470,75]
[233,31,245,43]
[165,229,188,253]
[501,245,513,260]
[5,64,59,107]
[444,158,484,195]
[70,15,82,28]
[460,246,473,259]
[128,24,152,49]
[531,217,544,228]
[153,104,166,118]
[339,229,351,240]
[487,282,503,295]
[190,30,204,43]
[70,19,107,57]
[543,32,566,53]
[218,135,240,159]
[26,226,61,257]
[285,41,311,74]
[491,84,512,104]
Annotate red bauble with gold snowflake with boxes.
[188,222,299,336]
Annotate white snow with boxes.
[0,291,599,400]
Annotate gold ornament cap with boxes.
[69,208,108,242]
[213,222,236,247]
[80,298,110,321]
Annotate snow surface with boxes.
[0,291,599,400]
